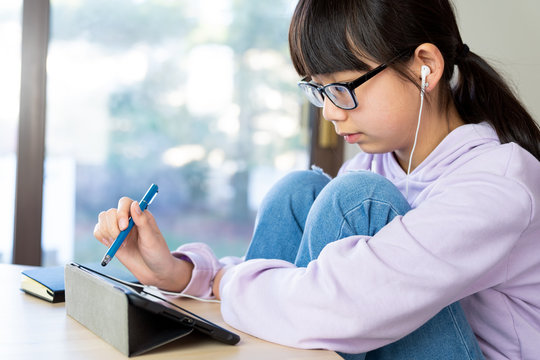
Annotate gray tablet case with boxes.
[65,264,193,356]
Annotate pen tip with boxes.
[101,255,111,267]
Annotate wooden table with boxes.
[0,264,340,359]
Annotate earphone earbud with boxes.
[421,65,430,90]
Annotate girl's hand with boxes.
[93,197,193,292]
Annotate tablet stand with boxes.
[65,264,194,356]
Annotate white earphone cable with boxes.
[406,83,426,198]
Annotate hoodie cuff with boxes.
[172,242,223,299]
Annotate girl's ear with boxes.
[411,43,445,93]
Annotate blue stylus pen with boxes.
[100,184,159,267]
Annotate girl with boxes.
[94,0,540,358]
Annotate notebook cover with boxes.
[21,266,66,303]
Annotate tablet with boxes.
[71,263,240,345]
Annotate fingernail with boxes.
[120,218,128,230]
[134,201,142,215]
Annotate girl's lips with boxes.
[343,133,363,144]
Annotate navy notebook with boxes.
[21,263,138,303]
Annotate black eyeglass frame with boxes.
[297,50,411,110]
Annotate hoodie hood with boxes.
[340,122,501,206]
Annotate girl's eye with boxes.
[329,85,349,97]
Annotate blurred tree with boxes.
[226,0,299,219]
[48,0,305,259]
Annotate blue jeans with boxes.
[245,169,485,360]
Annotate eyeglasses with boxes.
[297,51,408,110]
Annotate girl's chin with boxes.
[342,133,395,154]
[354,142,392,155]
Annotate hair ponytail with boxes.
[453,48,540,160]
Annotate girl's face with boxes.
[312,63,421,156]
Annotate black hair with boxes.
[289,0,540,161]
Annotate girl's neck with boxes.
[394,102,464,173]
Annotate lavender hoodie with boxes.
[173,123,540,359]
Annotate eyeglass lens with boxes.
[299,83,324,107]
[326,85,355,109]
[299,83,355,110]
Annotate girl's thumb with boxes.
[130,201,147,227]
[130,201,157,240]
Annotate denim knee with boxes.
[283,167,332,189]
[266,168,331,204]
[324,171,410,217]
[246,168,331,262]
[296,171,411,265]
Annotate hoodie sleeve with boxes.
[218,171,532,353]
[172,242,243,298]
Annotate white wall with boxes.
[345,0,540,161]
[452,0,540,123]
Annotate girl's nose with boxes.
[322,97,347,122]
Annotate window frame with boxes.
[12,0,49,265]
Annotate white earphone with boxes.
[406,65,431,198]
[421,65,430,91]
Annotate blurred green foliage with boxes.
[49,0,305,260]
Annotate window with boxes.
[0,2,22,264]
[42,0,306,265]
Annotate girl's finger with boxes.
[117,197,134,230]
